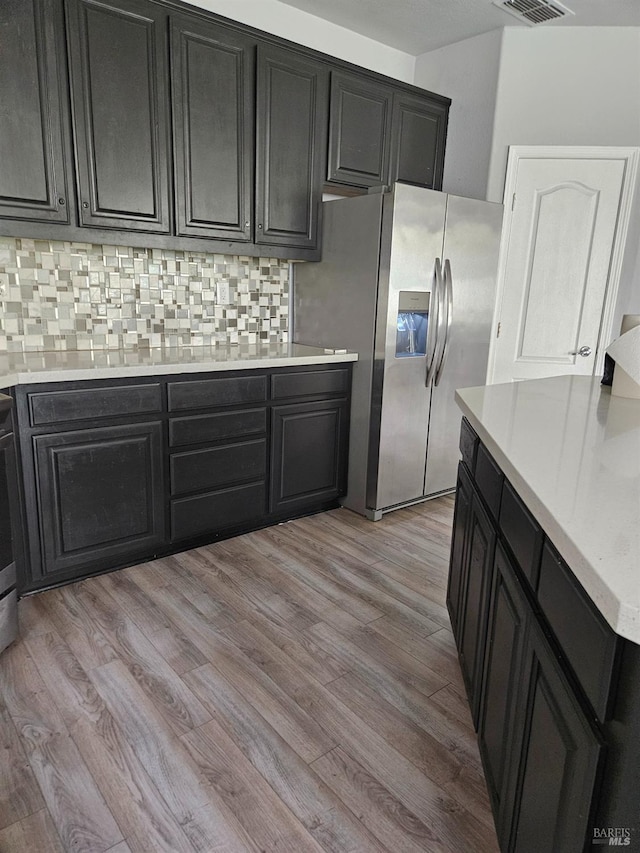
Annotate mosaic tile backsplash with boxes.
[0,237,290,352]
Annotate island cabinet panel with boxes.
[326,71,393,188]
[499,480,543,589]
[32,422,165,583]
[457,490,496,725]
[504,621,603,853]
[65,0,171,232]
[170,14,254,241]
[389,91,448,190]
[536,541,620,722]
[0,0,72,223]
[446,461,473,638]
[477,543,528,823]
[255,45,328,250]
[449,419,621,853]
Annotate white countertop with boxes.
[456,375,640,644]
[0,343,357,389]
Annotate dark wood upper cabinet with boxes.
[327,71,392,188]
[0,0,449,251]
[170,15,254,241]
[0,0,72,223]
[65,0,171,232]
[255,45,328,250]
[390,91,448,190]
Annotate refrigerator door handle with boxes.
[425,257,443,387]
[434,259,453,386]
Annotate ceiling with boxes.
[275,0,640,54]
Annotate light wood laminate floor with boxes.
[0,497,499,853]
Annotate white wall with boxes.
[185,0,416,82]
[487,27,640,202]
[416,26,640,330]
[488,27,640,329]
[414,29,503,200]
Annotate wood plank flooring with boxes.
[0,497,500,853]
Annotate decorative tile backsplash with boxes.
[0,237,290,352]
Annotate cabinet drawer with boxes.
[537,541,619,720]
[167,375,267,411]
[28,384,162,426]
[499,480,543,588]
[169,408,267,447]
[170,438,266,496]
[171,481,266,541]
[475,443,503,520]
[271,369,349,400]
[459,418,478,474]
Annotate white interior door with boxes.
[489,148,638,384]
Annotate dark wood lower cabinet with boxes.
[15,364,352,591]
[449,418,628,853]
[506,621,602,853]
[446,461,472,637]
[270,398,348,514]
[478,543,528,822]
[32,421,165,582]
[478,544,602,852]
[457,490,496,725]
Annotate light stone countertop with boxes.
[0,343,357,390]
[456,375,640,644]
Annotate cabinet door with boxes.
[389,92,448,190]
[171,15,254,241]
[66,0,170,232]
[270,399,347,514]
[327,71,392,188]
[0,0,71,223]
[447,461,473,641]
[505,620,604,853]
[457,490,496,726]
[32,422,165,582]
[477,543,528,824]
[255,45,328,249]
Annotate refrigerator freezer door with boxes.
[371,184,447,512]
[424,194,503,495]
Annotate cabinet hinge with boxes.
[511,193,516,211]
[496,322,502,338]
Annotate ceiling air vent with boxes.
[494,0,575,25]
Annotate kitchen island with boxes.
[449,375,640,853]
[5,344,357,594]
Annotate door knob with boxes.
[571,345,592,357]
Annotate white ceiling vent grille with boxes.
[494,0,575,25]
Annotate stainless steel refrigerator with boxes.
[293,182,503,519]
